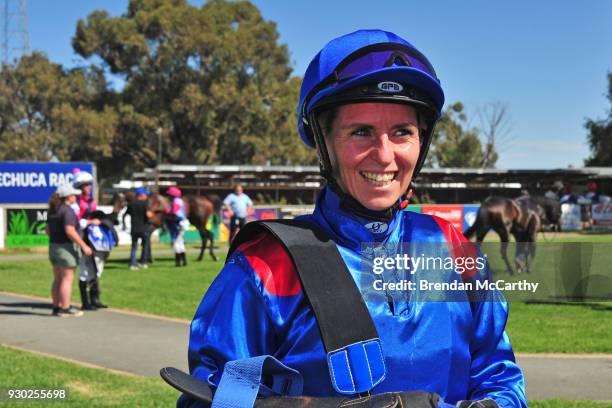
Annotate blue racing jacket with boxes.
[180,187,527,407]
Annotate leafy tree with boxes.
[585,72,612,166]
[430,102,485,168]
[73,0,315,167]
[0,52,116,166]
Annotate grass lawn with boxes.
[0,345,179,407]
[0,243,225,320]
[1,238,611,353]
[1,345,609,408]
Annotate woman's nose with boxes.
[370,133,394,164]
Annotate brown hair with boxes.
[48,192,62,213]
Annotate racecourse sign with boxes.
[0,162,94,204]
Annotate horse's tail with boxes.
[463,222,477,239]
[207,194,223,214]
[463,207,488,239]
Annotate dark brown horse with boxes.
[148,192,221,262]
[463,196,545,274]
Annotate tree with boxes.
[477,101,512,168]
[430,102,485,168]
[585,72,612,166]
[72,0,316,167]
[0,52,116,166]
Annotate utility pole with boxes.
[0,0,28,66]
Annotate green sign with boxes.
[6,208,48,248]
[404,204,422,213]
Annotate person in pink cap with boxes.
[167,186,188,266]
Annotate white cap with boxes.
[56,183,82,198]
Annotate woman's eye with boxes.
[351,127,371,137]
[394,128,417,138]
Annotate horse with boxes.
[463,196,545,274]
[531,195,562,232]
[148,192,221,262]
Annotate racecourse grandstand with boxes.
[125,165,612,204]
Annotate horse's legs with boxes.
[526,217,540,273]
[197,228,206,262]
[207,230,218,262]
[513,232,528,274]
[497,227,514,275]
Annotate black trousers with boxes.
[229,216,246,241]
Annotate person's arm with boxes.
[122,205,131,229]
[222,197,234,218]
[65,225,92,257]
[433,217,527,407]
[464,295,526,407]
[180,260,275,407]
[179,233,301,407]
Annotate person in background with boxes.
[47,184,92,317]
[584,180,601,204]
[167,186,188,267]
[125,187,153,270]
[544,180,564,201]
[71,170,106,310]
[560,181,578,204]
[72,170,97,228]
[223,184,253,241]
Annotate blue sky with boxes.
[26,0,612,169]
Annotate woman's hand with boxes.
[65,225,92,257]
[81,245,93,257]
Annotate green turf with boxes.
[1,346,609,408]
[529,401,612,408]
[0,345,179,407]
[0,246,225,320]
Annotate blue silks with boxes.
[86,224,116,252]
[180,187,527,408]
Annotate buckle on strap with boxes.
[212,355,303,408]
[327,339,386,395]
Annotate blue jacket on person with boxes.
[179,187,527,407]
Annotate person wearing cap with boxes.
[125,187,153,270]
[46,183,92,317]
[167,186,188,266]
[180,30,526,407]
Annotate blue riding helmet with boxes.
[298,29,445,183]
[135,187,150,196]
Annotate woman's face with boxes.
[81,183,92,196]
[65,194,77,205]
[327,103,420,211]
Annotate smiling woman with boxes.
[180,29,527,408]
[325,103,421,211]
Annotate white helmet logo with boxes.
[377,81,403,93]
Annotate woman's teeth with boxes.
[360,171,396,186]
